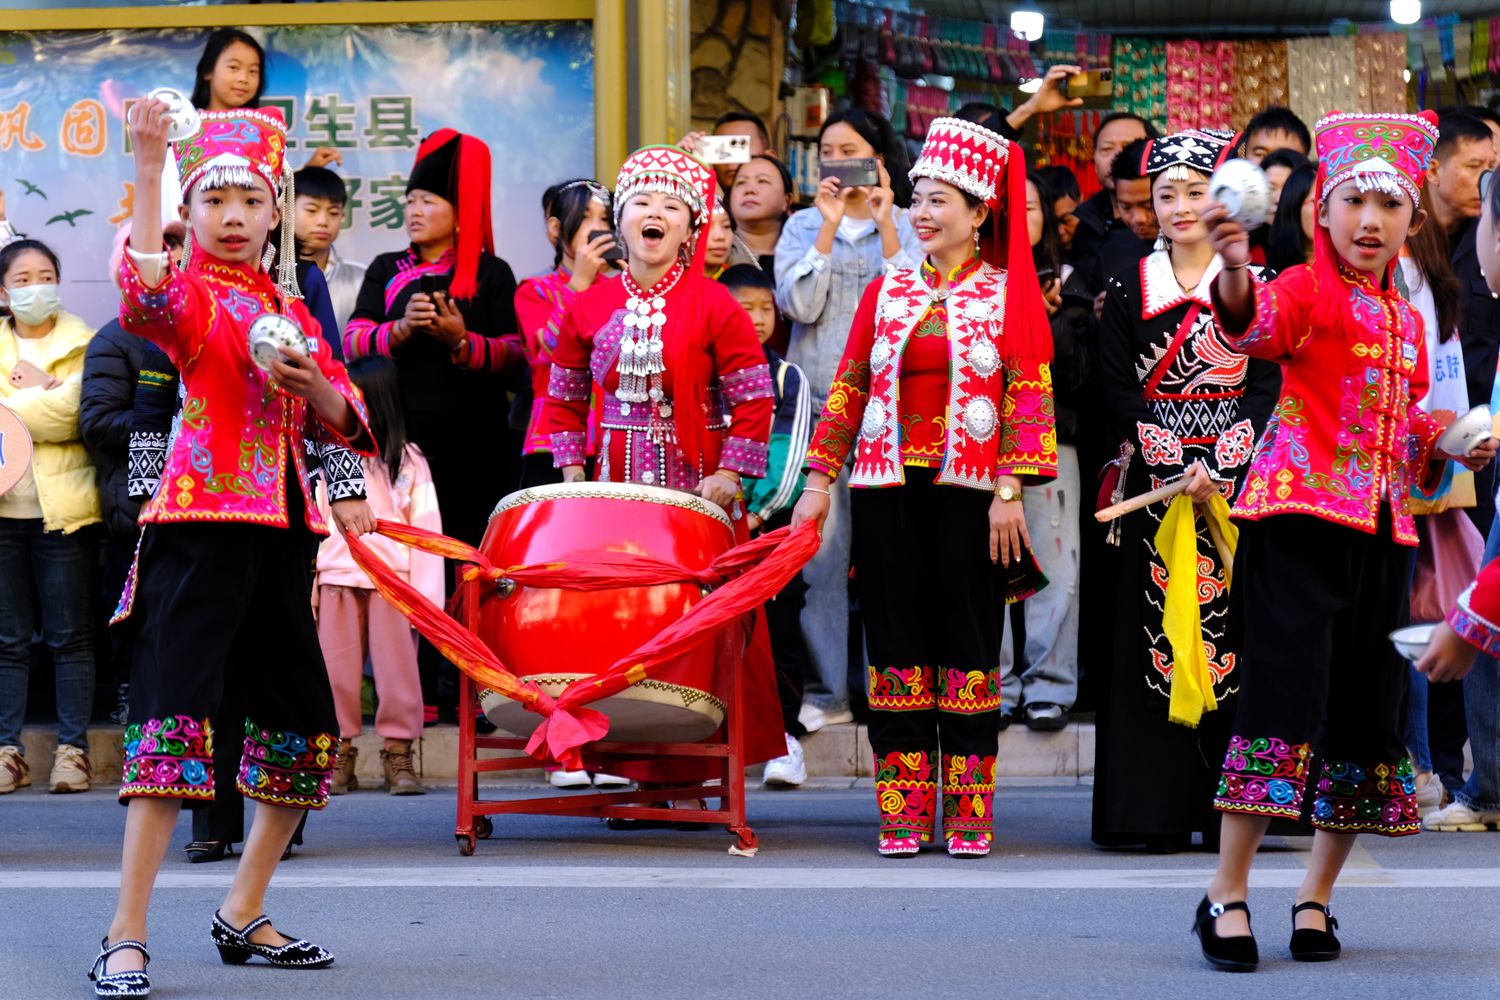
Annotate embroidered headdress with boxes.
[615,146,714,229]
[1314,110,1439,207]
[908,116,1051,363]
[1141,129,1235,181]
[406,129,496,300]
[174,107,300,298]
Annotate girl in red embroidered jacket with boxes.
[793,117,1056,859]
[91,100,375,996]
[1190,111,1497,972]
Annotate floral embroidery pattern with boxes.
[1313,758,1420,835]
[942,753,996,836]
[936,666,1001,715]
[1214,419,1257,469]
[867,664,935,711]
[237,719,336,810]
[1136,422,1184,467]
[120,714,215,802]
[874,750,937,840]
[1214,734,1311,820]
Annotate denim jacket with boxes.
[773,206,923,402]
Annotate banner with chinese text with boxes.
[0,21,595,327]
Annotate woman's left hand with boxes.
[330,498,378,537]
[429,292,468,352]
[698,472,739,509]
[1415,620,1481,683]
[1455,437,1499,472]
[1042,278,1062,316]
[989,486,1031,567]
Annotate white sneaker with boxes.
[548,769,591,789]
[762,734,807,788]
[797,701,854,733]
[1423,800,1500,832]
[591,772,631,788]
[1415,774,1445,817]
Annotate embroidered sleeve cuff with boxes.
[719,435,769,477]
[1449,583,1500,658]
[548,364,592,402]
[720,363,774,406]
[550,431,587,468]
[318,443,368,502]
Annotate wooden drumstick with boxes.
[1093,476,1189,522]
[1201,508,1235,576]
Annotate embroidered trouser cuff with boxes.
[120,714,336,810]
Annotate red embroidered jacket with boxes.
[1210,263,1443,545]
[1451,559,1500,657]
[540,272,773,489]
[119,251,373,533]
[805,260,1057,490]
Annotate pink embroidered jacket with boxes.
[805,261,1057,490]
[1210,263,1443,545]
[119,250,373,533]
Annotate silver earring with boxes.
[181,229,193,266]
[973,228,981,248]
[261,241,276,273]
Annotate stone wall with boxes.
[690,0,785,141]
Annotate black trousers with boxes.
[122,491,338,811]
[852,469,1005,842]
[760,510,809,738]
[1214,513,1419,836]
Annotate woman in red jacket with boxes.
[792,118,1057,858]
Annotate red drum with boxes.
[475,482,740,742]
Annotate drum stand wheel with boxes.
[456,833,475,857]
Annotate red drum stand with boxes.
[451,573,760,857]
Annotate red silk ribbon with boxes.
[343,519,820,769]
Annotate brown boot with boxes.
[330,739,358,795]
[380,740,424,795]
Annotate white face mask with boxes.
[5,283,62,327]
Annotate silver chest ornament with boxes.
[861,399,887,441]
[967,337,1000,378]
[248,313,308,372]
[869,338,894,372]
[962,398,998,442]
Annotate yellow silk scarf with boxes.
[1156,493,1238,728]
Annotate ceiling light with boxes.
[1011,11,1045,42]
[1390,0,1421,25]
[1018,77,1043,94]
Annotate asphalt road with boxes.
[4,781,1498,999]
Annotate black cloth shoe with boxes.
[185,840,233,864]
[211,912,334,969]
[88,937,151,997]
[1192,896,1258,971]
[1289,901,1341,961]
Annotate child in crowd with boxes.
[315,356,441,796]
[704,196,736,279]
[720,263,814,787]
[294,165,367,335]
[1193,110,1496,972]
[92,97,374,997]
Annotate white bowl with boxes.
[1390,623,1437,662]
[1437,404,1495,457]
[131,87,201,143]
[248,313,307,372]
[1210,158,1272,230]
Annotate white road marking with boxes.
[2,866,1497,891]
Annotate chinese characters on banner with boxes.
[0,22,596,327]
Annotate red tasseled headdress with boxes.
[910,117,1052,364]
[407,129,494,300]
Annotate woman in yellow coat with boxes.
[0,238,101,795]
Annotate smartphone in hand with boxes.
[820,157,880,188]
[588,229,628,263]
[8,360,58,390]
